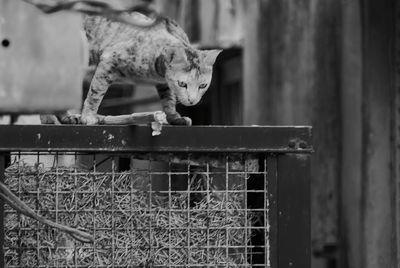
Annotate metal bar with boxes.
[266,155,277,268]
[0,154,6,268]
[243,155,248,267]
[0,126,312,153]
[225,155,229,268]
[0,226,276,231]
[148,154,153,265]
[55,152,59,268]
[168,158,172,268]
[206,162,210,268]
[16,152,21,266]
[74,153,79,268]
[277,154,311,268]
[111,156,116,268]
[186,159,191,267]
[35,153,40,266]
[92,154,97,268]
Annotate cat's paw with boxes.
[169,116,192,126]
[81,113,99,125]
[40,115,61,125]
[59,114,81,124]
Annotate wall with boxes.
[341,0,397,267]
[241,1,341,267]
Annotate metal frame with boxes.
[0,125,312,153]
[0,125,311,268]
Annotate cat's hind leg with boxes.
[156,84,192,126]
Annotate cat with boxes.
[64,12,222,126]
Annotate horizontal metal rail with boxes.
[0,125,312,153]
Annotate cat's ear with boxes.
[202,49,223,66]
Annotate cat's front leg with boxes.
[156,84,192,126]
[81,62,117,125]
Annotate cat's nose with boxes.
[187,93,197,105]
[188,97,196,105]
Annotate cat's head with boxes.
[157,47,222,106]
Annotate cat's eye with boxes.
[199,83,208,89]
[178,81,187,88]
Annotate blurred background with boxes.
[1,0,399,267]
[139,1,399,268]
[136,2,398,267]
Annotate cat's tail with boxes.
[22,0,162,28]
[111,4,163,28]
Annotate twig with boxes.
[0,181,94,243]
[97,111,166,125]
[53,111,168,135]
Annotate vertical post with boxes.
[341,0,397,266]
[277,154,311,268]
[340,0,363,267]
[0,154,6,268]
[359,0,395,267]
[395,0,400,265]
[266,156,278,268]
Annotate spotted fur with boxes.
[80,14,222,125]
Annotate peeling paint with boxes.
[37,133,41,140]
[121,140,127,146]
[108,134,114,140]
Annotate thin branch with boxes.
[0,181,94,243]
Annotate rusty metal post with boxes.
[277,154,311,268]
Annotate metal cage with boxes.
[0,125,311,268]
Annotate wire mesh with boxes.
[3,151,271,267]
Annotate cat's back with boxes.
[83,14,190,51]
[83,15,125,49]
[159,17,190,45]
